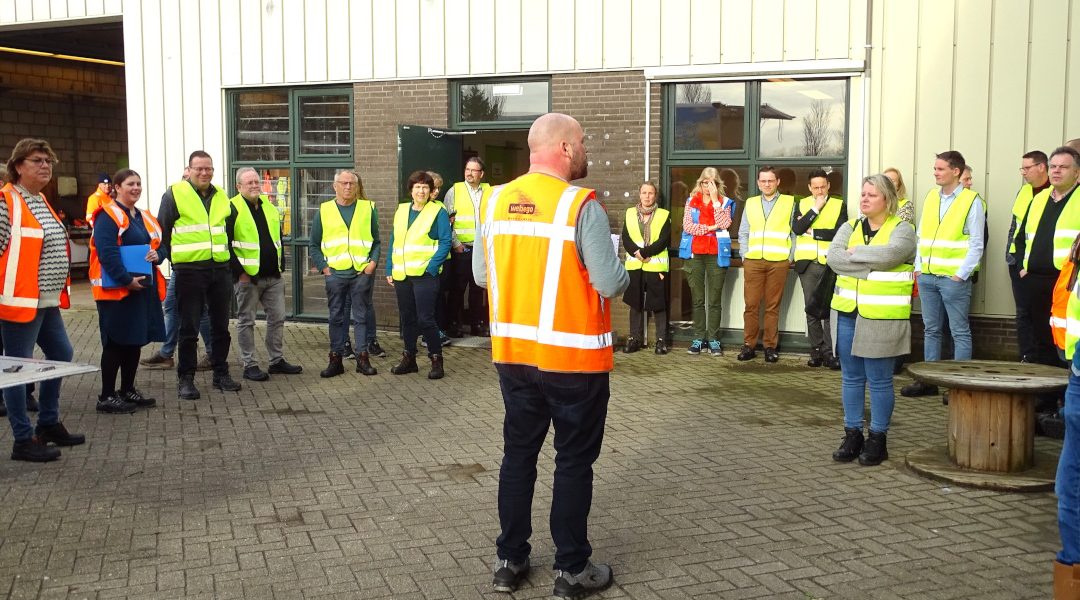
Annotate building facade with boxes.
[2,0,1078,357]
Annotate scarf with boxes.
[636,202,657,245]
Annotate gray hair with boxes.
[235,166,259,182]
[863,173,899,216]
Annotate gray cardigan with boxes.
[827,218,917,359]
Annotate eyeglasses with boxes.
[24,157,57,167]
[1020,164,1043,172]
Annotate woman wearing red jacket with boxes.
[681,167,734,355]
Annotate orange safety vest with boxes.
[88,202,167,302]
[0,183,71,322]
[479,173,614,373]
[85,189,112,224]
[1053,251,1080,351]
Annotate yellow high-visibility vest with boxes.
[793,196,843,264]
[917,187,979,276]
[230,194,282,276]
[319,199,375,271]
[744,194,795,261]
[170,182,230,264]
[624,207,669,272]
[831,216,915,320]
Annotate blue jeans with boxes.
[1,308,73,441]
[341,283,379,346]
[495,363,609,573]
[160,275,212,358]
[917,274,973,361]
[836,313,896,433]
[326,274,374,354]
[1058,366,1080,564]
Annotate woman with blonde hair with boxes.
[680,167,735,355]
[883,167,915,225]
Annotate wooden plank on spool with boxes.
[987,390,1011,472]
[968,389,993,470]
[1009,394,1035,471]
[953,388,972,467]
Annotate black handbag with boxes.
[805,266,837,320]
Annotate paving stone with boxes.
[0,288,1064,598]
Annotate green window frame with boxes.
[226,86,355,320]
[450,77,552,130]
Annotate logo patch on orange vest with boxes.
[508,201,535,215]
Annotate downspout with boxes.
[862,0,873,181]
[644,79,651,181]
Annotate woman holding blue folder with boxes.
[89,169,166,414]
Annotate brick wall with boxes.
[353,79,449,327]
[550,71,661,337]
[0,54,127,217]
[908,315,1019,361]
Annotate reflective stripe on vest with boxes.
[744,194,795,261]
[391,201,441,280]
[830,216,915,320]
[793,196,843,264]
[480,173,614,372]
[0,183,70,321]
[917,187,979,276]
[319,199,374,272]
[89,203,166,301]
[624,206,669,272]
[170,182,230,263]
[1022,187,1080,271]
[451,181,488,244]
[1010,183,1036,254]
[230,194,282,275]
[1066,278,1080,360]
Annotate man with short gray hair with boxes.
[226,167,302,381]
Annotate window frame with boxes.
[449,76,552,130]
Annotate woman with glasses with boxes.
[0,138,84,462]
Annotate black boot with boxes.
[11,438,60,462]
[356,351,377,376]
[212,373,242,392]
[824,350,841,371]
[391,352,419,375]
[428,354,444,380]
[832,427,864,462]
[858,430,889,466]
[807,346,823,367]
[178,375,200,400]
[623,337,641,354]
[320,352,345,378]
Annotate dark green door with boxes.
[397,125,464,200]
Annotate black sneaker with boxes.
[552,561,613,600]
[11,437,60,462]
[736,345,757,361]
[213,373,242,392]
[35,421,86,446]
[342,340,356,360]
[119,389,156,407]
[243,365,270,382]
[900,381,938,397]
[178,376,200,400]
[368,339,387,358]
[492,558,530,593]
[267,359,303,375]
[764,347,779,363]
[96,393,137,414]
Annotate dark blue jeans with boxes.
[1,308,73,441]
[326,274,374,354]
[1058,365,1080,564]
[394,274,440,355]
[495,363,610,573]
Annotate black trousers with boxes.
[1024,271,1067,367]
[448,246,487,327]
[175,266,233,377]
[1010,263,1036,360]
[395,274,441,356]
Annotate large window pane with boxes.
[673,83,746,151]
[299,94,351,156]
[295,246,329,317]
[759,80,847,158]
[235,91,289,161]
[457,80,549,123]
[296,167,339,239]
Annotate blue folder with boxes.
[100,244,152,288]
